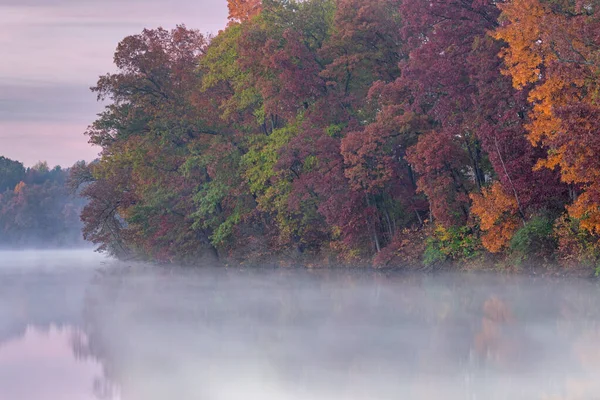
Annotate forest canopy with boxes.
[73,0,600,267]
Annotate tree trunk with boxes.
[494,135,526,225]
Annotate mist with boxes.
[0,156,89,250]
[2,250,600,400]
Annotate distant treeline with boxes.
[71,0,600,268]
[0,157,85,248]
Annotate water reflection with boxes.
[2,251,600,399]
[0,325,116,400]
[0,250,117,400]
[80,267,600,400]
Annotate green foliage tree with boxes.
[0,156,25,193]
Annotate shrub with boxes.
[374,227,429,267]
[423,225,480,266]
[554,213,600,267]
[509,215,556,263]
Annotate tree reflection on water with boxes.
[77,267,600,400]
[0,325,118,400]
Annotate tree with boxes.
[395,0,564,241]
[0,159,85,247]
[0,156,25,193]
[471,182,521,253]
[493,0,600,232]
[228,0,262,23]
[71,0,597,265]
[80,26,221,262]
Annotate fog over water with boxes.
[1,250,600,399]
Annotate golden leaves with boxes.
[471,182,520,252]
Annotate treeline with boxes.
[0,157,86,247]
[73,0,600,267]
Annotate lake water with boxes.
[1,250,600,400]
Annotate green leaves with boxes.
[423,225,481,266]
[243,125,294,194]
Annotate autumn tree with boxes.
[80,26,223,261]
[227,0,262,23]
[393,0,566,251]
[493,0,599,233]
[471,183,521,253]
[73,0,595,265]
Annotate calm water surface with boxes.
[1,250,600,400]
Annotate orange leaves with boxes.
[470,182,516,230]
[471,182,520,252]
[526,71,587,162]
[493,0,549,89]
[567,191,600,234]
[478,217,520,253]
[494,0,600,237]
[493,0,592,156]
[227,0,262,23]
[494,0,580,178]
[13,181,26,194]
[474,297,520,368]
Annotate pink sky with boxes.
[0,0,228,167]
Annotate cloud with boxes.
[0,82,100,123]
[0,1,227,84]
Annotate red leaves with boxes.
[407,131,471,227]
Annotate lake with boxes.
[1,250,599,399]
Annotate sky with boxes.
[0,0,228,167]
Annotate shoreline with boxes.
[108,254,600,281]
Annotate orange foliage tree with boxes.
[227,0,262,23]
[471,182,522,253]
[493,0,600,232]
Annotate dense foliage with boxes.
[75,0,600,267]
[0,157,86,247]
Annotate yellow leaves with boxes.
[433,224,452,242]
[471,182,520,253]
